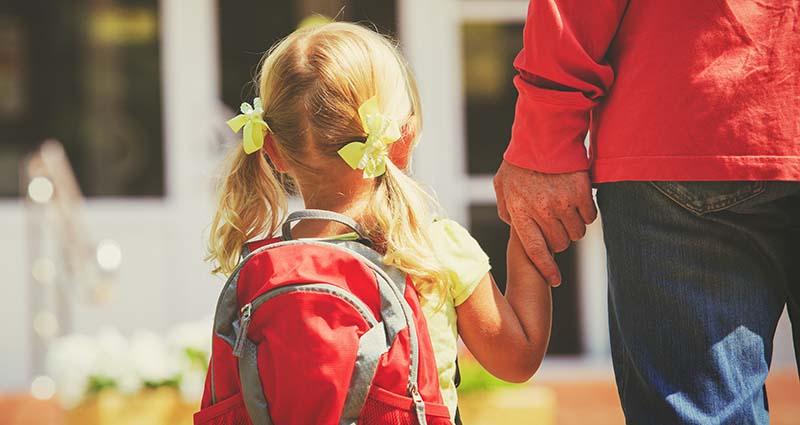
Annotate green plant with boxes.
[456,359,515,396]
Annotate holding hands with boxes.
[494,161,597,286]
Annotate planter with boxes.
[65,388,196,425]
[459,385,556,425]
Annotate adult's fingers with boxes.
[535,214,571,253]
[577,192,598,224]
[560,208,587,241]
[512,215,561,286]
[493,173,511,224]
[496,190,511,224]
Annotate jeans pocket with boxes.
[650,181,767,215]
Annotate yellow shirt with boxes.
[417,220,491,422]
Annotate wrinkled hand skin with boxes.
[493,161,598,286]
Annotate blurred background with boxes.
[1,0,797,424]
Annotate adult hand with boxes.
[493,161,597,286]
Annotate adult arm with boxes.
[495,0,629,285]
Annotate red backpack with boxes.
[193,210,451,425]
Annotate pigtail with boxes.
[365,161,453,305]
[206,147,287,275]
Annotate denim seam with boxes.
[618,341,631,406]
[649,182,767,215]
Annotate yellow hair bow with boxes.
[227,98,270,154]
[337,96,402,178]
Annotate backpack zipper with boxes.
[232,303,252,357]
[409,383,428,424]
[232,282,379,357]
[362,259,423,405]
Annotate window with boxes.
[218,0,397,112]
[469,204,582,355]
[0,0,163,197]
[463,22,523,175]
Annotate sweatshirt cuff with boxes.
[504,75,593,174]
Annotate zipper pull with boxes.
[232,303,252,357]
[409,383,428,425]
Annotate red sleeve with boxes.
[505,0,629,173]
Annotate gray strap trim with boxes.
[372,272,408,356]
[249,283,378,327]
[366,261,423,409]
[213,268,243,347]
[411,385,428,425]
[281,209,369,241]
[334,245,418,375]
[331,242,409,356]
[326,242,423,408]
[332,241,408,294]
[239,338,273,425]
[209,359,216,403]
[415,401,428,425]
[340,321,390,423]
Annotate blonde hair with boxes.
[207,22,452,300]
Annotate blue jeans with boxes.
[597,181,800,424]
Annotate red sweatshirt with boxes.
[505,0,800,182]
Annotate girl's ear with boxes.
[389,119,417,170]
[262,133,289,173]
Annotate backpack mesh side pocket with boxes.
[359,386,452,425]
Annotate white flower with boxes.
[116,369,142,395]
[129,330,181,385]
[46,322,211,407]
[168,318,212,403]
[45,334,98,409]
[179,369,207,403]
[93,328,130,381]
[93,328,142,394]
[167,318,212,363]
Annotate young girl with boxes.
[208,22,552,423]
